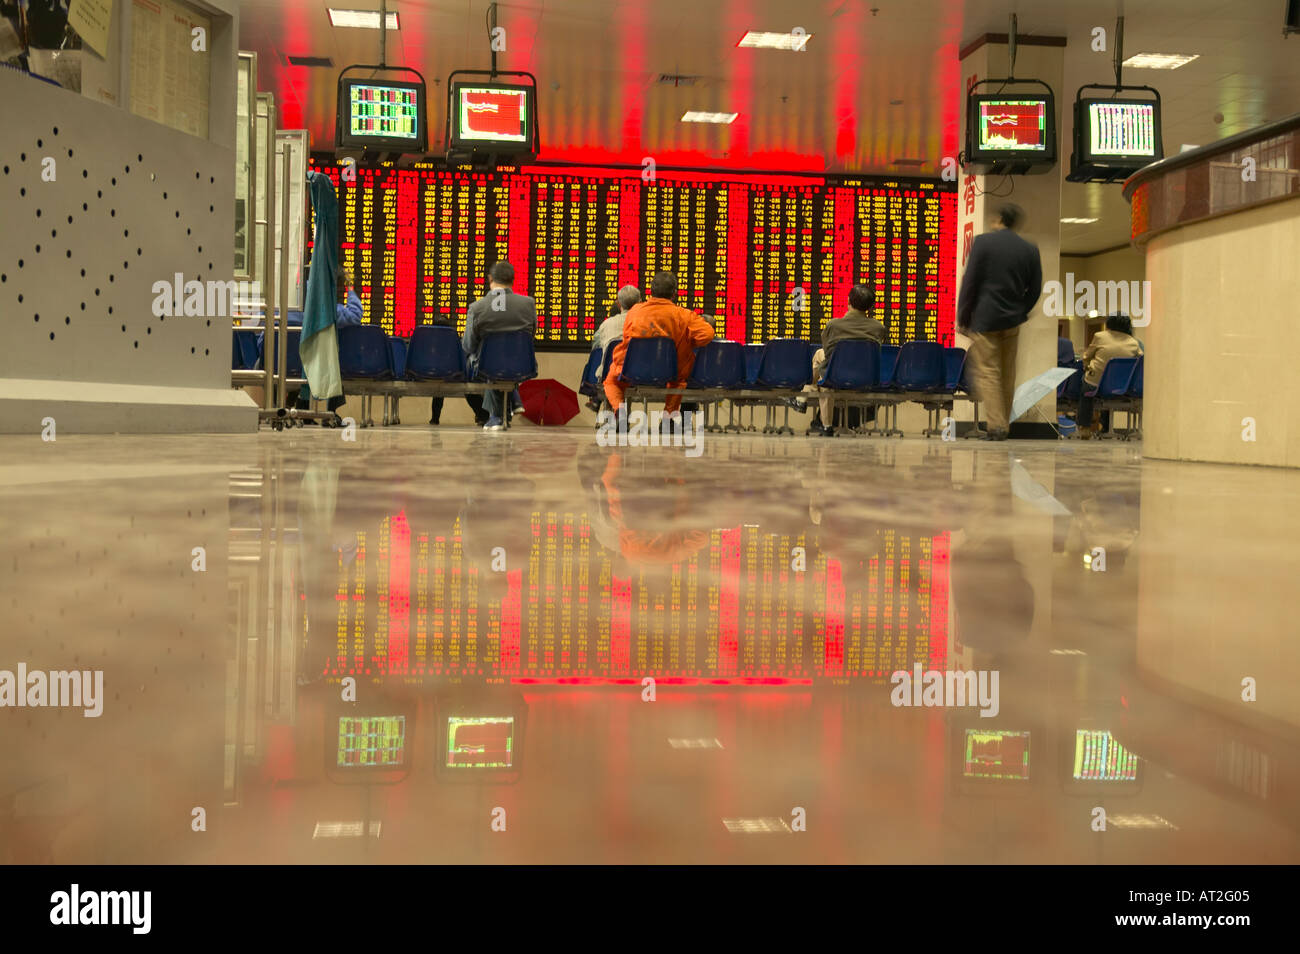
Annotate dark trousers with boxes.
[1076,386,1110,432]
[430,395,489,424]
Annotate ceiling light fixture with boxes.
[737,30,812,51]
[681,111,739,124]
[327,8,400,30]
[1060,217,1099,224]
[1122,52,1198,70]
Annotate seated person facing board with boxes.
[462,260,537,431]
[805,283,887,434]
[603,271,716,416]
[1076,313,1143,439]
[592,285,642,358]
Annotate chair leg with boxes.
[382,395,390,427]
[391,395,400,426]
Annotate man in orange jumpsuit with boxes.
[603,271,716,415]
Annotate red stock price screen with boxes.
[309,159,956,350]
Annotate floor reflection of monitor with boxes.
[963,729,1031,780]
[435,694,525,783]
[445,716,515,769]
[325,701,414,784]
[1064,727,1143,795]
[337,715,407,768]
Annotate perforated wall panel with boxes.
[0,68,255,432]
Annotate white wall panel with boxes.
[0,61,255,432]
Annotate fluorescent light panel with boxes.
[722,817,792,833]
[1122,52,1198,70]
[312,821,382,839]
[1060,217,1099,224]
[328,8,400,30]
[681,111,738,124]
[737,30,812,51]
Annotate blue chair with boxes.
[1127,355,1144,398]
[878,345,900,388]
[688,340,746,432]
[1094,355,1142,441]
[578,349,604,398]
[1096,356,1138,398]
[817,339,880,391]
[943,347,967,394]
[406,324,466,381]
[756,338,813,389]
[892,341,946,392]
[388,336,408,380]
[617,337,677,387]
[232,329,260,370]
[475,329,538,429]
[1058,337,1076,365]
[599,338,619,386]
[754,338,814,435]
[815,340,883,435]
[743,344,765,386]
[261,327,303,380]
[688,340,745,389]
[337,324,393,380]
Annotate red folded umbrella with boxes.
[517,378,580,426]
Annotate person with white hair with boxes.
[591,284,642,358]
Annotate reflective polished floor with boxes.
[2,427,1298,864]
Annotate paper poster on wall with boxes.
[69,0,114,58]
[129,0,210,138]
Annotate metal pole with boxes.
[1008,13,1018,79]
[276,143,292,409]
[1113,16,1125,87]
[261,98,277,410]
[380,0,387,67]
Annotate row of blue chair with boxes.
[611,337,974,437]
[233,324,538,426]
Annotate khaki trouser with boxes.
[966,326,1020,433]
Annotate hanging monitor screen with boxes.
[976,97,1049,153]
[338,77,427,152]
[1082,99,1161,162]
[451,83,532,151]
[966,91,1057,173]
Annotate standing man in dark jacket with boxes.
[463,260,537,430]
[957,203,1043,440]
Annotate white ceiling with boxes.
[236,0,1300,253]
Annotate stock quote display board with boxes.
[312,511,950,686]
[308,159,957,349]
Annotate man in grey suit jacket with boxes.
[463,261,537,430]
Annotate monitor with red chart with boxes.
[964,728,1032,780]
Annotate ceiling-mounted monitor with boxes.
[445,70,540,162]
[335,65,428,153]
[1068,86,1163,183]
[964,79,1058,175]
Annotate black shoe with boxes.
[429,418,440,425]
[986,429,1009,441]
